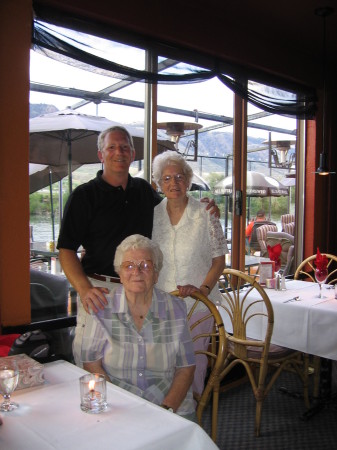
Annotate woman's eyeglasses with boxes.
[120,260,154,272]
[161,174,186,184]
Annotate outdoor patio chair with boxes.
[249,221,277,254]
[281,214,295,232]
[170,290,226,444]
[284,221,295,235]
[265,231,295,275]
[217,269,309,436]
[255,224,278,256]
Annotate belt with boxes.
[88,274,121,283]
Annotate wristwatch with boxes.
[161,404,174,413]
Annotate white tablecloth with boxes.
[219,280,337,360]
[1,361,218,450]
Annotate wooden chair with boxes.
[217,269,309,436]
[294,253,337,284]
[171,290,226,443]
[256,224,278,256]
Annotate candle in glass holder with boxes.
[79,374,107,413]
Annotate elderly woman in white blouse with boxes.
[152,150,228,395]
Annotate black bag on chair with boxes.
[8,330,51,360]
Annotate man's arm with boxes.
[161,366,195,412]
[59,248,108,313]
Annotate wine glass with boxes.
[273,258,282,288]
[274,259,281,274]
[0,359,19,412]
[315,267,328,299]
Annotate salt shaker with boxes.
[281,274,287,290]
[275,274,281,291]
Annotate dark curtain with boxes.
[32,17,317,119]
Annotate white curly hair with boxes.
[114,234,163,275]
[152,150,193,190]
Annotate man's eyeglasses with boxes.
[120,260,154,272]
[161,174,186,184]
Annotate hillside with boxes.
[29,103,269,174]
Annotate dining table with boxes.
[219,280,337,361]
[225,254,271,275]
[0,360,219,450]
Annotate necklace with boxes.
[129,305,148,320]
[127,295,151,321]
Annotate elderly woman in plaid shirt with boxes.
[80,234,196,420]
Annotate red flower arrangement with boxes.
[267,243,282,272]
[314,247,328,271]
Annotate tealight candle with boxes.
[266,278,275,289]
[79,374,107,413]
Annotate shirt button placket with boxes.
[137,336,146,389]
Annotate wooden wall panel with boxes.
[0,0,32,327]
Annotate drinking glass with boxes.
[273,259,281,289]
[315,267,328,299]
[79,373,107,413]
[0,359,19,412]
[274,259,281,274]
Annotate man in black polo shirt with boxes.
[58,126,162,313]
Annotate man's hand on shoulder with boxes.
[200,197,220,218]
[80,286,109,313]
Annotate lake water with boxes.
[30,216,282,244]
[30,217,59,242]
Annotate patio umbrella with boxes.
[29,109,175,193]
[213,171,289,227]
[213,171,289,197]
[29,163,82,194]
[280,176,296,187]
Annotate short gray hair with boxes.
[152,151,193,190]
[114,234,163,275]
[97,126,135,152]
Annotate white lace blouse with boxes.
[152,196,229,311]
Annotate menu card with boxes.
[259,261,275,285]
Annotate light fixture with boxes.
[157,121,203,159]
[263,137,296,169]
[315,6,335,175]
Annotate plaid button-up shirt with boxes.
[80,285,195,417]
